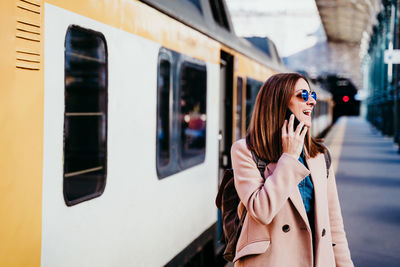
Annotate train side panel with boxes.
[42,3,220,266]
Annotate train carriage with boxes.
[0,0,332,266]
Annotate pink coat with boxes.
[231,139,353,267]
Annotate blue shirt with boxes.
[298,153,315,234]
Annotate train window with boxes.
[245,37,272,58]
[179,62,207,169]
[209,0,230,31]
[156,48,207,179]
[63,25,107,206]
[157,56,172,172]
[246,78,263,129]
[271,42,282,63]
[235,77,243,140]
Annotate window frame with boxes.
[156,48,207,179]
[63,25,108,206]
[156,49,176,179]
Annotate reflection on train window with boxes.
[235,77,243,140]
[180,62,207,168]
[63,25,107,206]
[157,59,171,168]
[246,78,263,129]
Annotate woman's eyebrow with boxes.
[295,89,311,93]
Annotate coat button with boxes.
[282,224,290,233]
[322,228,326,237]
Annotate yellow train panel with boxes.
[221,44,277,82]
[0,0,44,266]
[237,53,276,81]
[46,0,220,64]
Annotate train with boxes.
[0,0,333,266]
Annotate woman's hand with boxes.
[281,114,308,159]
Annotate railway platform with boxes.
[325,116,400,267]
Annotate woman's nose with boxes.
[307,96,316,106]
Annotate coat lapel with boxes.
[288,181,311,231]
[266,162,311,231]
[266,153,326,234]
[306,153,325,235]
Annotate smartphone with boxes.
[285,108,301,130]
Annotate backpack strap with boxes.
[250,150,268,179]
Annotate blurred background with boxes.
[227,0,386,125]
[225,1,400,266]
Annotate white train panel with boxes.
[43,4,219,266]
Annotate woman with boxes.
[231,73,353,267]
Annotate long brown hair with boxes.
[246,73,325,162]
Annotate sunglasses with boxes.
[299,89,317,102]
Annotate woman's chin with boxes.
[301,118,311,128]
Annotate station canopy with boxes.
[316,0,382,45]
[313,0,383,89]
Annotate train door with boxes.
[216,50,234,255]
[218,51,234,181]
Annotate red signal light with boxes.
[343,96,349,102]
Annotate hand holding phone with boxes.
[285,108,300,130]
[282,108,307,159]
